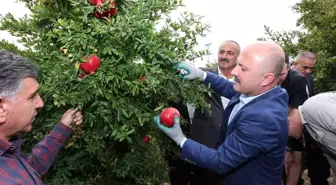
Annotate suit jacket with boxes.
[189,67,226,148]
[181,72,289,185]
[306,74,314,97]
[281,68,308,108]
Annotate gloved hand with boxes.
[173,62,204,80]
[153,115,187,147]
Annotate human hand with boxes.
[61,108,83,128]
[173,62,204,80]
[153,115,186,146]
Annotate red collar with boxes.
[0,136,21,156]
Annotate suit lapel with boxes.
[218,94,240,143]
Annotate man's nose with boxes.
[231,65,238,76]
[305,68,312,74]
[36,94,44,108]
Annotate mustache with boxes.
[219,58,229,63]
[233,76,240,83]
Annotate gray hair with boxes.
[294,51,316,64]
[219,40,241,55]
[0,50,38,98]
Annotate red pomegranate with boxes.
[143,135,149,144]
[79,55,101,75]
[93,0,117,18]
[159,108,180,127]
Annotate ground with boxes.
[162,169,335,185]
[302,169,334,185]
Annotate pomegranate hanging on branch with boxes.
[88,0,117,19]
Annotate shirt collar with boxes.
[0,136,21,156]
[218,67,234,81]
[239,86,278,105]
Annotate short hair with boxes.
[294,51,316,64]
[285,54,290,65]
[219,40,241,55]
[0,50,38,98]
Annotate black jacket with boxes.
[281,68,308,108]
[188,67,226,149]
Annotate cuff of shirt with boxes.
[202,71,207,81]
[49,123,73,144]
[180,138,188,148]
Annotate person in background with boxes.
[288,92,336,185]
[291,51,316,97]
[292,51,331,185]
[279,54,308,185]
[0,50,83,185]
[156,41,289,185]
[173,40,240,185]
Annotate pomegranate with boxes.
[79,55,101,75]
[159,108,180,127]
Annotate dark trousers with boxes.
[168,155,222,185]
[304,130,331,185]
[306,147,330,185]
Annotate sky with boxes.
[0,0,301,66]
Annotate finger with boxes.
[74,120,83,125]
[172,63,182,70]
[153,116,161,126]
[179,73,186,79]
[153,116,168,131]
[73,115,82,122]
[74,111,82,117]
[68,107,79,116]
[64,108,74,114]
[72,107,79,114]
[174,115,180,125]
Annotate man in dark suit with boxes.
[155,41,289,185]
[169,41,240,185]
[292,51,330,185]
[279,54,308,185]
[291,51,316,97]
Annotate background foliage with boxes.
[259,0,336,93]
[0,0,211,184]
[1,0,335,184]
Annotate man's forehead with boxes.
[23,78,39,93]
[219,42,237,51]
[298,58,316,65]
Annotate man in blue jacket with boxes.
[154,42,289,185]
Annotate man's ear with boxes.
[0,97,8,125]
[261,73,275,87]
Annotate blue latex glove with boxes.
[153,115,187,147]
[173,62,204,80]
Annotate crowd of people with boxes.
[156,41,336,185]
[0,40,335,185]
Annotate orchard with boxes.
[0,0,212,184]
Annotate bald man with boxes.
[154,42,289,185]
